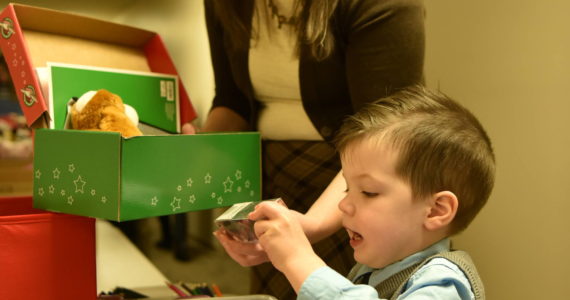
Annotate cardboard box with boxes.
[0,3,196,128]
[33,129,261,221]
[0,4,261,221]
[0,196,96,300]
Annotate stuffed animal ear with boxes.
[74,90,97,113]
[124,104,139,126]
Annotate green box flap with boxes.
[48,63,179,132]
[33,129,121,220]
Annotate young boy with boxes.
[249,85,495,299]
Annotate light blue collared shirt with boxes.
[298,239,474,300]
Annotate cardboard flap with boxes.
[11,3,155,47]
[0,4,47,127]
[49,63,180,132]
[33,129,122,220]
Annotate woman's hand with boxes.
[213,228,269,267]
[181,106,249,135]
[181,123,199,134]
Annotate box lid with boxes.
[0,3,196,128]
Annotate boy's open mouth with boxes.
[346,228,363,241]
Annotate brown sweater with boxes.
[204,0,425,141]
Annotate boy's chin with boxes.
[354,252,388,269]
[354,252,373,267]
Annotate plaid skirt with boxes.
[250,140,355,300]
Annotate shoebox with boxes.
[0,3,196,129]
[33,128,260,221]
[0,4,261,221]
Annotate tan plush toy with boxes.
[70,89,143,138]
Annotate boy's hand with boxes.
[212,199,287,267]
[250,201,326,292]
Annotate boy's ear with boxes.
[424,191,458,231]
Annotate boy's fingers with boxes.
[274,197,287,207]
[249,200,287,221]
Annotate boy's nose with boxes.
[338,196,354,216]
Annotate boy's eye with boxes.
[362,191,378,197]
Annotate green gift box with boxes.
[33,129,261,221]
[30,64,261,221]
[0,3,262,221]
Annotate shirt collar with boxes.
[354,238,451,286]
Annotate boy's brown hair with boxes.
[335,85,495,235]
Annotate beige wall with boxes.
[112,0,214,127]
[4,0,569,298]
[424,1,570,298]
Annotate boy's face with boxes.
[339,140,430,269]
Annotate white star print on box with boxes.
[53,168,60,179]
[223,176,234,193]
[74,175,86,193]
[171,197,181,211]
[34,162,259,216]
[36,163,113,209]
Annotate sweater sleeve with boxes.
[203,0,253,126]
[341,0,425,113]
